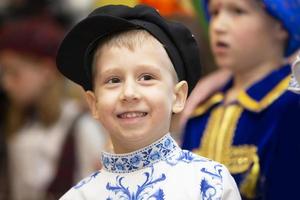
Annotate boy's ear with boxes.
[85,91,99,120]
[172,81,188,114]
[275,22,288,41]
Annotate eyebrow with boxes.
[100,63,163,75]
[135,64,162,73]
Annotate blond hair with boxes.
[91,29,178,87]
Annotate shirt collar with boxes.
[101,133,179,173]
[192,65,291,116]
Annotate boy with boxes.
[56,4,241,200]
[182,0,300,199]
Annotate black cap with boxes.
[56,4,201,94]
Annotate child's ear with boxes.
[85,91,99,120]
[172,81,188,114]
[275,22,288,41]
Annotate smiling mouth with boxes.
[117,112,148,119]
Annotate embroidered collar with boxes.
[193,65,291,116]
[101,133,179,173]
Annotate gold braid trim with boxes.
[240,154,260,199]
[192,93,224,117]
[238,75,290,112]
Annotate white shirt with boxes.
[60,133,241,200]
[8,100,107,200]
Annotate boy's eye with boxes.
[139,74,154,81]
[230,7,245,15]
[209,8,219,17]
[106,77,121,84]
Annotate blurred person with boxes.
[0,0,81,29]
[0,0,54,22]
[181,49,300,128]
[0,88,10,199]
[0,17,107,200]
[181,0,300,199]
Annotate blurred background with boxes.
[0,1,215,199]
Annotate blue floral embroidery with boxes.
[103,156,110,167]
[73,171,100,189]
[200,179,217,200]
[116,162,125,171]
[106,167,166,200]
[165,150,207,166]
[149,151,161,161]
[130,155,142,166]
[148,189,165,199]
[199,164,224,199]
[102,134,177,173]
[201,164,223,179]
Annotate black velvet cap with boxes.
[56,4,201,94]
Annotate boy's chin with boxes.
[217,64,233,71]
[110,136,155,154]
[111,130,167,146]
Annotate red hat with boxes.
[0,17,64,60]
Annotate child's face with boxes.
[208,0,287,72]
[0,50,52,106]
[85,38,187,153]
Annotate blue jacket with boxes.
[182,65,300,200]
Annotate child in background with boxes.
[0,17,107,200]
[57,4,241,199]
[182,0,300,199]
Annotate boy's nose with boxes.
[211,12,229,34]
[119,80,141,102]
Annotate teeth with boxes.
[119,112,147,119]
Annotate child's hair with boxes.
[91,29,178,90]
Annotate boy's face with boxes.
[208,0,287,72]
[85,38,187,153]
